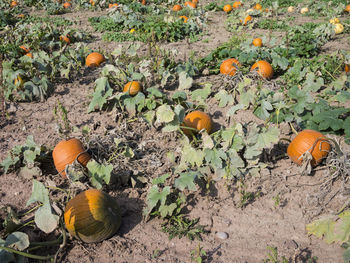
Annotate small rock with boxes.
[215,231,228,240]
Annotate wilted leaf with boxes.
[156,104,175,123]
[35,202,59,234]
[26,179,49,206]
[174,172,198,191]
[87,160,113,189]
[5,232,29,251]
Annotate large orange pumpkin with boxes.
[232,1,242,8]
[123,81,142,96]
[63,2,71,8]
[172,4,182,11]
[220,58,241,76]
[86,52,105,67]
[223,4,233,13]
[254,3,262,10]
[64,189,121,243]
[184,1,196,8]
[252,38,262,47]
[287,130,331,167]
[241,15,252,25]
[182,111,212,136]
[10,0,18,7]
[250,60,274,79]
[52,138,91,178]
[345,4,350,12]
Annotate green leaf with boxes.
[145,185,171,215]
[255,126,280,149]
[5,232,29,251]
[191,84,211,103]
[156,104,175,123]
[304,72,324,92]
[204,149,227,169]
[0,238,15,263]
[227,104,245,116]
[1,155,19,174]
[35,202,59,234]
[306,217,336,244]
[335,211,350,243]
[143,110,155,125]
[152,174,171,185]
[87,160,113,189]
[174,172,198,191]
[311,108,347,131]
[26,179,49,206]
[182,144,204,167]
[178,71,193,90]
[214,90,234,107]
[254,100,273,120]
[88,77,113,113]
[159,203,177,218]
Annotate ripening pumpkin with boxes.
[86,52,105,67]
[179,16,189,23]
[52,138,91,178]
[300,7,308,14]
[141,0,146,5]
[123,81,142,96]
[19,45,30,53]
[345,4,350,12]
[254,3,262,10]
[220,58,241,76]
[172,4,182,11]
[223,4,233,13]
[240,15,252,25]
[184,1,196,8]
[334,23,344,34]
[287,6,295,12]
[17,13,26,18]
[64,189,122,243]
[250,60,273,79]
[60,35,70,44]
[89,0,95,6]
[182,111,212,136]
[232,1,242,8]
[10,0,18,7]
[63,2,71,8]
[252,38,262,47]
[192,0,198,4]
[345,64,349,74]
[287,130,331,167]
[109,3,118,8]
[25,53,33,58]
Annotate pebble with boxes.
[215,231,228,240]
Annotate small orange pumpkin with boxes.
[172,4,182,11]
[179,16,189,23]
[89,0,95,6]
[223,4,233,13]
[63,2,71,8]
[10,0,18,7]
[192,0,198,3]
[17,13,26,18]
[141,0,146,5]
[19,45,30,53]
[232,1,242,8]
[25,53,33,58]
[287,130,331,167]
[220,58,241,76]
[254,3,262,10]
[64,189,121,243]
[250,60,273,79]
[52,138,91,178]
[123,81,142,96]
[60,35,70,44]
[184,1,196,8]
[240,15,252,25]
[182,111,212,136]
[345,4,350,12]
[86,52,105,67]
[252,38,262,47]
[109,3,118,8]
[345,64,349,74]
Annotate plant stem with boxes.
[0,246,54,260]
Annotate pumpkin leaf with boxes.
[5,232,29,251]
[334,211,350,243]
[88,77,113,113]
[306,217,337,244]
[191,84,211,103]
[144,185,171,216]
[35,202,59,234]
[156,104,175,123]
[26,179,50,206]
[178,71,193,90]
[152,173,171,185]
[0,238,15,263]
[215,90,234,107]
[87,160,113,189]
[174,172,198,191]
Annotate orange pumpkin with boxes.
[179,16,189,23]
[25,53,33,58]
[254,3,262,10]
[89,0,95,6]
[60,35,70,44]
[345,64,349,74]
[64,189,121,243]
[184,1,196,8]
[172,4,182,11]
[250,60,273,79]
[141,0,146,5]
[192,0,198,3]
[123,81,142,96]
[182,111,212,136]
[252,38,262,47]
[17,13,26,18]
[345,4,350,12]
[241,15,252,25]
[52,138,91,178]
[220,58,241,76]
[232,1,242,8]
[223,4,233,13]
[287,130,331,167]
[109,3,118,8]
[86,52,105,67]
[63,2,71,8]
[19,45,30,53]
[10,0,18,7]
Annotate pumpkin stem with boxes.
[0,246,55,260]
[289,122,298,135]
